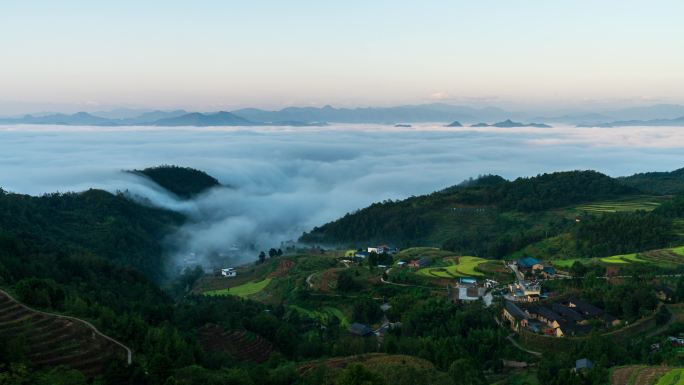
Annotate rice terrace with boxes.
[416,256,487,278]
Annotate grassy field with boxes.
[673,246,684,256]
[416,256,487,278]
[203,278,272,298]
[551,258,585,268]
[675,219,684,237]
[601,253,647,264]
[289,305,350,327]
[575,197,664,214]
[654,369,684,385]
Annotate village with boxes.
[183,237,684,385]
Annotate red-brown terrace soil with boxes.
[0,290,129,378]
[269,259,295,278]
[610,365,672,385]
[198,324,274,363]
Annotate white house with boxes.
[221,268,237,278]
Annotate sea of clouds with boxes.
[1,123,683,271]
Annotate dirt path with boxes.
[306,272,316,288]
[506,333,542,357]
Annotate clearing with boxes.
[203,278,272,298]
[574,196,665,214]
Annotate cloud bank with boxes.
[1,124,683,271]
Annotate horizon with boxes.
[2,1,683,115]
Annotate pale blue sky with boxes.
[1,1,683,112]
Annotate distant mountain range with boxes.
[470,119,551,128]
[0,110,327,127]
[577,116,684,128]
[231,103,513,124]
[1,103,683,127]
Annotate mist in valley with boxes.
[1,123,683,272]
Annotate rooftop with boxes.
[518,257,541,268]
[505,301,528,321]
[349,323,373,336]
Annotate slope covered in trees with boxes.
[618,167,684,194]
[132,165,221,199]
[302,171,638,246]
[0,188,183,280]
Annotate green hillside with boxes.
[132,165,221,198]
[301,170,684,260]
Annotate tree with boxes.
[570,261,588,278]
[258,251,266,264]
[368,251,379,267]
[276,248,283,256]
[269,248,277,258]
[448,358,486,385]
[338,364,385,385]
[337,270,356,292]
[656,305,671,326]
[352,297,382,324]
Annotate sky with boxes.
[1,1,683,113]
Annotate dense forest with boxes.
[0,188,182,280]
[132,165,221,199]
[618,166,684,194]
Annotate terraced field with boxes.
[601,253,647,264]
[0,289,131,378]
[675,220,684,237]
[611,366,684,385]
[552,246,684,268]
[576,198,663,214]
[289,305,350,327]
[416,256,486,278]
[199,324,274,363]
[640,248,684,267]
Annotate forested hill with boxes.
[451,170,637,211]
[0,188,183,280]
[299,170,680,255]
[132,165,221,199]
[618,167,684,194]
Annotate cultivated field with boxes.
[416,256,487,278]
[601,253,648,264]
[552,246,684,269]
[0,289,130,378]
[199,324,274,362]
[289,305,350,327]
[611,366,684,385]
[203,278,273,298]
[575,196,664,214]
